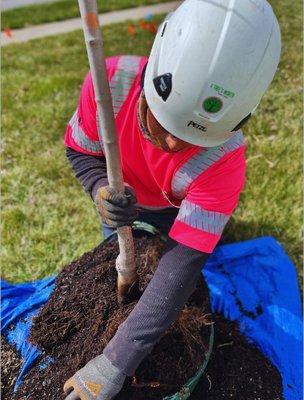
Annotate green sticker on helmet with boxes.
[203,97,223,113]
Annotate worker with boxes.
[63,0,281,398]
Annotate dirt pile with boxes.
[4,236,282,399]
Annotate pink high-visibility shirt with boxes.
[65,55,246,253]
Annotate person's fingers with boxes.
[98,186,137,207]
[97,186,114,202]
[103,217,137,228]
[102,211,137,223]
[102,201,138,218]
[109,194,129,207]
[64,391,80,400]
[124,187,137,204]
[63,378,81,400]
[63,378,74,394]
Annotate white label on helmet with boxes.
[187,121,207,132]
[210,83,235,99]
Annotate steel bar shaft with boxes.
[78,0,137,299]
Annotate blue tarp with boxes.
[1,236,302,399]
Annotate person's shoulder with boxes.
[107,55,148,75]
[198,130,246,175]
[82,55,147,82]
[215,130,246,168]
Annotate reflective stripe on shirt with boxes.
[109,55,142,117]
[71,56,141,153]
[70,110,102,154]
[176,199,230,235]
[172,131,244,199]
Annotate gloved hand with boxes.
[63,354,126,400]
[95,185,138,228]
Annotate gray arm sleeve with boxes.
[65,147,108,199]
[103,239,210,375]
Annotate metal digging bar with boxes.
[78,0,137,304]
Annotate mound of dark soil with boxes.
[5,236,282,399]
[191,315,283,399]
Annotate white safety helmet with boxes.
[144,0,281,147]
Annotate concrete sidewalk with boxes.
[1,1,180,46]
[1,0,57,11]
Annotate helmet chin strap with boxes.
[137,90,170,151]
[137,90,190,153]
[137,90,154,141]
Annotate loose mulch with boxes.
[1,336,22,399]
[3,236,283,399]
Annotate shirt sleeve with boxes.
[65,147,108,200]
[64,57,120,156]
[169,146,246,253]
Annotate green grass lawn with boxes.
[2,0,303,283]
[2,0,172,29]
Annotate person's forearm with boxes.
[103,239,209,375]
[65,147,108,199]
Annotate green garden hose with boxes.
[163,323,214,400]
